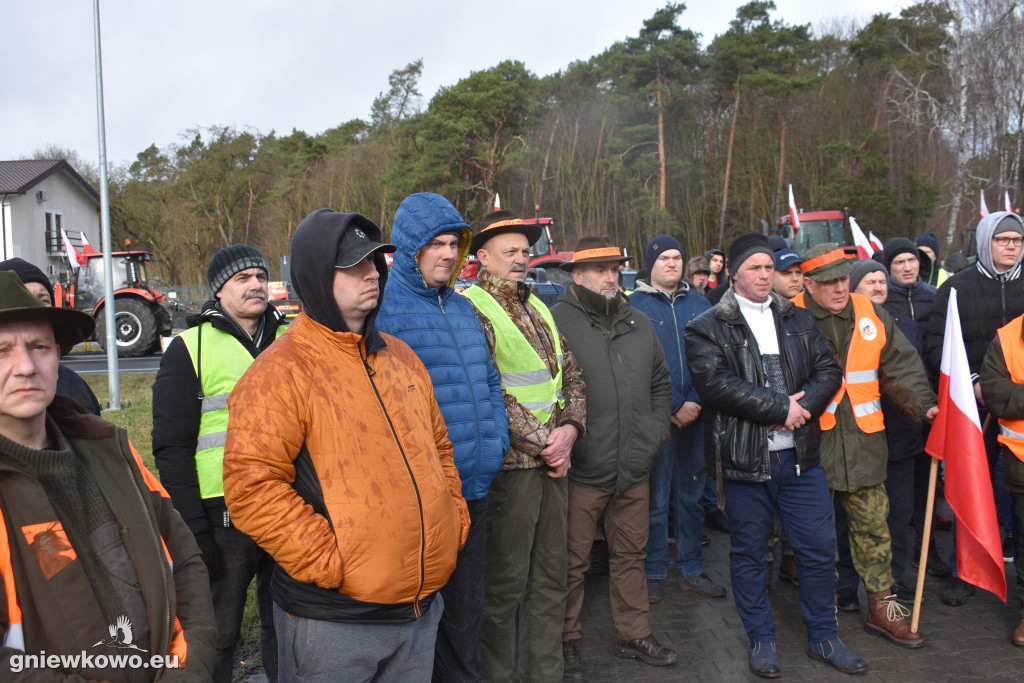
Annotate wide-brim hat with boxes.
[0,271,95,351]
[560,235,628,271]
[801,243,854,282]
[470,210,542,254]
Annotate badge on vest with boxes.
[858,317,878,341]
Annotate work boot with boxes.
[865,592,924,648]
[941,576,975,606]
[647,578,664,604]
[679,572,727,597]
[891,581,915,605]
[835,587,859,612]
[614,634,678,666]
[562,639,587,681]
[779,553,799,586]
[1012,619,1024,647]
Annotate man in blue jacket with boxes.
[378,192,509,681]
[630,235,727,603]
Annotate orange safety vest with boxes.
[0,441,188,663]
[996,315,1024,462]
[791,291,806,307]
[796,292,886,432]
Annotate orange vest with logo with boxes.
[996,315,1024,462]
[796,292,886,432]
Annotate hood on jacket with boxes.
[391,193,472,291]
[977,211,1024,277]
[633,277,692,299]
[290,208,390,335]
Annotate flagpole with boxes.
[911,457,939,632]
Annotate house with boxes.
[0,159,100,277]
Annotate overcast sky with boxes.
[2,0,908,168]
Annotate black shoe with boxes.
[562,640,587,681]
[704,508,730,533]
[1003,536,1015,564]
[942,577,975,606]
[836,588,860,612]
[647,578,664,604]
[892,581,915,605]
[614,635,678,667]
[702,533,710,546]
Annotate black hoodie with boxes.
[290,208,390,353]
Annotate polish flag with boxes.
[1006,191,1014,214]
[494,193,501,212]
[981,192,990,219]
[925,288,1006,601]
[868,231,884,252]
[61,228,85,269]
[80,231,97,255]
[787,184,800,233]
[849,216,874,260]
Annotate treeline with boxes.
[95,0,1023,284]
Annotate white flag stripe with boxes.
[942,288,982,429]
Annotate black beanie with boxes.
[727,233,773,276]
[207,245,270,295]
[915,232,941,261]
[0,257,55,303]
[882,237,918,272]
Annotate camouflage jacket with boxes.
[468,270,587,470]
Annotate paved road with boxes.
[62,352,161,375]
[240,524,1024,681]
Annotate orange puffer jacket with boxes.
[223,313,469,618]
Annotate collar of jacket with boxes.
[633,277,691,301]
[477,269,534,304]
[715,287,794,321]
[976,260,1023,282]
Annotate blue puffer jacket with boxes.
[629,279,710,410]
[378,193,509,500]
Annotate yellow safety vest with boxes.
[180,322,285,498]
[996,315,1024,462]
[796,293,886,432]
[463,286,565,424]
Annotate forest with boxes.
[46,0,1024,284]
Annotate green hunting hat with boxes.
[0,271,95,351]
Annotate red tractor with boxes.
[54,239,172,357]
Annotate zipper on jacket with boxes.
[442,290,485,495]
[908,286,915,321]
[360,346,427,618]
[667,293,687,397]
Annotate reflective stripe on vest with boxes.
[463,285,565,424]
[996,315,1024,462]
[796,292,886,432]
[0,507,24,651]
[180,322,285,498]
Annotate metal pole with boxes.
[92,0,120,410]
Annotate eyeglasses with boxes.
[994,236,1024,247]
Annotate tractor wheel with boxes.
[96,298,157,357]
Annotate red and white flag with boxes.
[60,228,85,269]
[787,184,800,233]
[1006,191,1014,214]
[925,288,1006,601]
[849,217,874,260]
[981,191,990,219]
[493,193,501,212]
[79,231,96,255]
[868,231,883,252]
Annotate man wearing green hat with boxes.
[0,271,216,680]
[796,243,937,648]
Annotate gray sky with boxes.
[2,0,908,168]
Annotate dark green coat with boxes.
[552,285,672,493]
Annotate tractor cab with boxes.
[73,251,154,313]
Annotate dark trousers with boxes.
[646,422,705,579]
[433,496,487,683]
[212,525,277,683]
[723,449,837,643]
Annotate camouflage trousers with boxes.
[835,484,894,594]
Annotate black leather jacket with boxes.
[684,289,842,482]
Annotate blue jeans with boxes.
[433,496,487,683]
[212,525,277,683]
[723,449,837,643]
[646,421,705,579]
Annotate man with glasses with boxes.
[926,211,1024,606]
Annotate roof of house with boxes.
[0,159,101,205]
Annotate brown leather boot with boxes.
[779,553,798,586]
[562,639,587,681]
[865,592,924,648]
[1012,619,1024,647]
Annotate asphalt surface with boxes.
[240,523,1024,682]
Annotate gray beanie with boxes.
[207,244,270,295]
[850,260,887,292]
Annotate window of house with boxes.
[44,212,63,254]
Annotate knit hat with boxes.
[0,271,94,351]
[0,258,54,304]
[915,232,941,261]
[850,259,887,292]
[207,245,270,295]
[727,233,773,276]
[882,237,919,273]
[774,249,802,272]
[994,215,1024,237]
[561,235,628,271]
[470,210,542,254]
[646,235,684,269]
[767,235,788,252]
[801,243,854,282]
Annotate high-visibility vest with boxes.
[463,285,565,424]
[791,291,806,307]
[796,292,886,432]
[996,315,1024,462]
[180,322,285,499]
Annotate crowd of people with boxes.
[2,199,1024,682]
